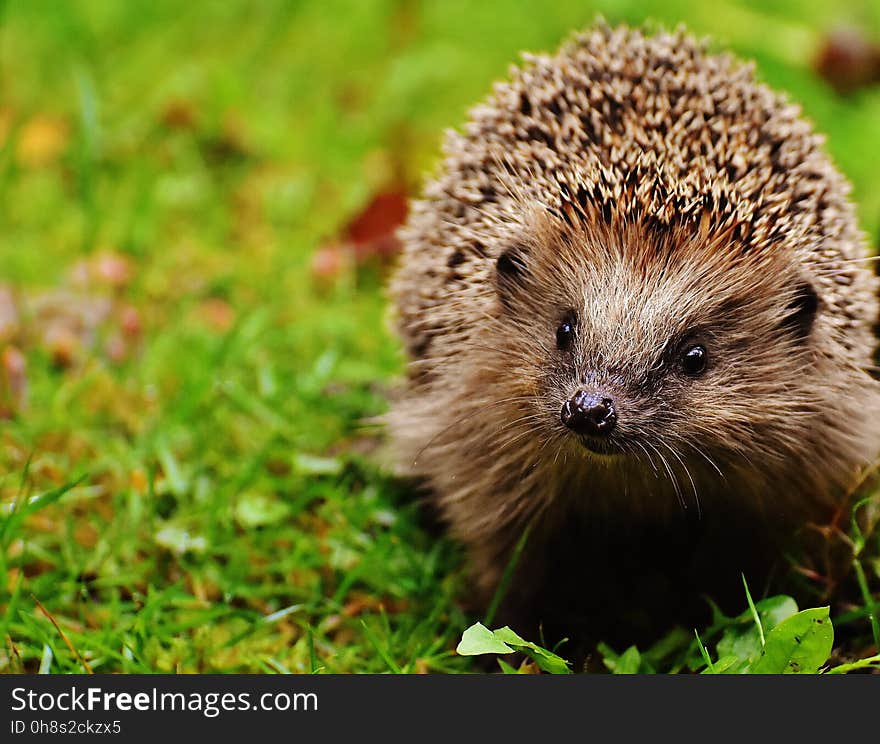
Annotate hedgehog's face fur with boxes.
[490,210,855,485]
[391,25,880,527]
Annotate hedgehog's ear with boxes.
[495,244,530,307]
[782,279,820,339]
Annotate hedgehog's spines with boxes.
[388,27,880,626]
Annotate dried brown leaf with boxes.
[161,99,199,130]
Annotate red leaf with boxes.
[815,26,880,95]
[344,190,408,248]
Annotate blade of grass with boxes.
[849,496,880,650]
[308,627,319,674]
[32,595,93,674]
[38,644,53,674]
[484,521,532,626]
[0,568,23,643]
[6,635,23,673]
[742,574,765,648]
[851,559,880,651]
[360,619,401,674]
[694,629,714,672]
[827,653,880,674]
[0,476,86,547]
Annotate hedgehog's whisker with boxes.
[687,440,725,481]
[662,440,701,518]
[633,439,660,477]
[829,255,880,266]
[647,440,685,512]
[416,400,543,464]
[409,407,487,467]
[531,427,566,469]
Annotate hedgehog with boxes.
[387,24,880,649]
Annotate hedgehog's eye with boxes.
[680,344,708,375]
[556,312,577,351]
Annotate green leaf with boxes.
[614,646,642,674]
[750,607,834,674]
[497,659,519,674]
[717,595,799,668]
[456,623,571,673]
[154,524,208,555]
[493,626,571,674]
[521,644,571,675]
[701,654,745,674]
[456,622,514,656]
[598,642,620,669]
[641,626,691,670]
[601,643,642,673]
[293,453,343,476]
[234,492,290,528]
[491,626,528,646]
[752,595,800,630]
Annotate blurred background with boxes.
[0,0,878,673]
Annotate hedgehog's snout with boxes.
[561,390,617,437]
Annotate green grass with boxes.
[0,0,879,673]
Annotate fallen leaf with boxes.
[155,525,207,555]
[310,243,352,283]
[93,252,133,289]
[345,190,408,246]
[15,114,69,168]
[161,99,199,130]
[120,305,142,338]
[1,345,28,414]
[345,190,407,263]
[264,458,291,477]
[341,591,407,617]
[42,323,81,368]
[815,26,880,95]
[311,189,408,284]
[196,297,235,332]
[200,112,251,165]
[0,286,19,343]
[67,260,91,286]
[130,468,148,494]
[69,252,135,290]
[234,492,290,528]
[104,333,128,363]
[73,522,98,549]
[6,566,21,595]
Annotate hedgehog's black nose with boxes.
[561,391,617,437]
